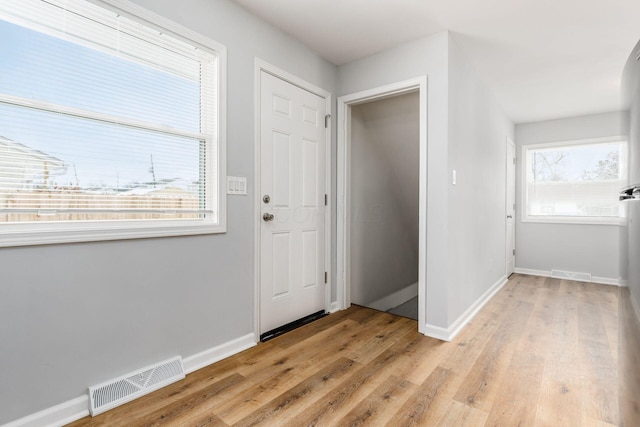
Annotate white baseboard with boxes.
[0,396,89,427]
[1,334,257,427]
[329,301,340,313]
[592,276,623,286]
[513,267,551,277]
[183,333,255,374]
[424,275,508,342]
[631,291,640,326]
[513,267,622,286]
[367,282,418,312]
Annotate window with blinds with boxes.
[0,0,226,245]
[523,138,627,224]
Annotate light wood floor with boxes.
[619,287,640,426]
[69,274,619,426]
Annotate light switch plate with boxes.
[227,176,247,195]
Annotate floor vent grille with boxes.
[551,269,592,282]
[89,356,184,416]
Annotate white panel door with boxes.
[506,138,516,275]
[259,71,327,334]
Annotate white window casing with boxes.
[0,0,227,246]
[521,136,627,226]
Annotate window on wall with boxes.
[0,0,227,246]
[523,138,627,224]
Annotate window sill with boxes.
[0,220,226,247]
[521,216,626,226]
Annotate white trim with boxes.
[513,268,622,286]
[329,301,341,313]
[338,78,424,104]
[520,136,628,226]
[0,222,224,248]
[520,216,626,226]
[0,396,89,427]
[513,267,552,277]
[631,290,640,326]
[505,136,516,277]
[424,275,508,342]
[592,276,623,286]
[95,0,227,54]
[520,135,628,151]
[183,333,256,374]
[367,282,418,312]
[0,0,228,247]
[255,59,332,99]
[253,59,333,339]
[336,76,428,335]
[0,333,256,427]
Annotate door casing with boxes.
[337,77,428,335]
[253,59,332,341]
[506,137,516,276]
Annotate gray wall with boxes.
[514,111,628,281]
[339,32,514,329]
[339,31,451,327]
[2,5,520,422]
[619,39,640,427]
[622,39,640,308]
[350,92,419,306]
[446,37,515,323]
[0,0,338,423]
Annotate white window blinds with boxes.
[524,140,626,221]
[0,0,219,224]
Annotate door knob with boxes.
[507,215,513,219]
[263,213,274,221]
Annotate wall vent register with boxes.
[88,356,185,416]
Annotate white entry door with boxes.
[506,137,516,275]
[259,70,327,334]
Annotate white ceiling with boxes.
[232,0,640,124]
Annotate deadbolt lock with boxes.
[263,195,270,203]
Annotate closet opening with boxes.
[337,77,427,332]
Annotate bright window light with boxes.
[523,138,627,224]
[0,0,226,246]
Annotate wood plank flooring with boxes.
[619,286,640,426]
[68,274,619,426]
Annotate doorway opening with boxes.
[337,77,427,333]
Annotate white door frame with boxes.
[337,76,428,334]
[505,136,516,276]
[253,59,332,341]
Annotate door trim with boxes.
[253,59,332,342]
[505,136,516,276]
[336,76,428,334]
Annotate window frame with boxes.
[521,136,627,226]
[0,0,227,247]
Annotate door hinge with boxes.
[325,114,331,129]
[324,194,328,206]
[324,272,328,283]
[513,249,516,256]
[513,203,516,210]
[513,157,516,165]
